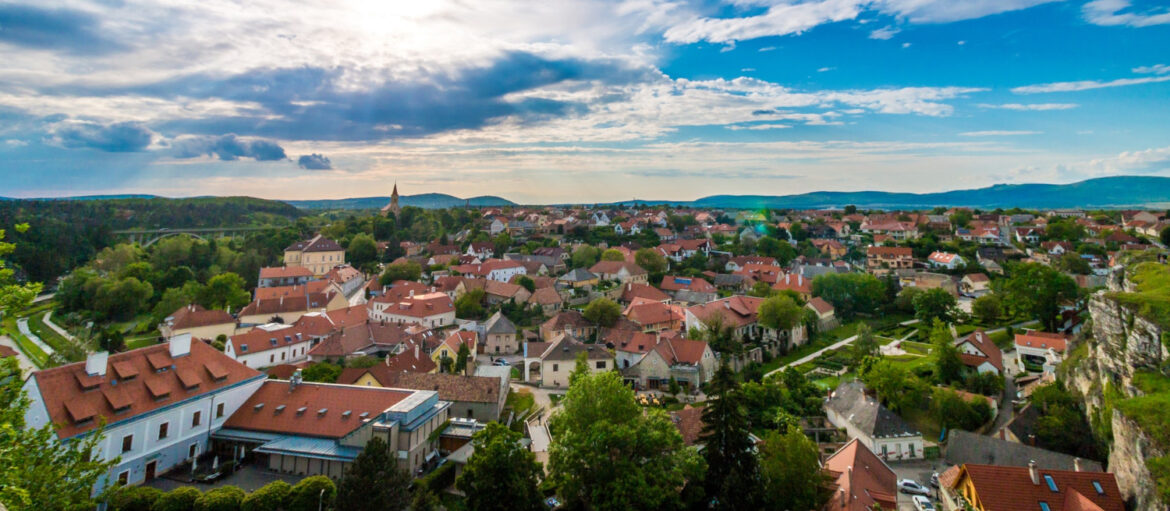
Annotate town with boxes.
[2,190,1167,511]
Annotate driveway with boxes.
[509,383,563,425]
[990,348,1021,434]
[888,459,952,511]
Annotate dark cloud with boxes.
[0,4,123,54]
[51,121,152,152]
[297,153,332,170]
[169,134,287,161]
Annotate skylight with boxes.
[1039,502,1050,511]
[1092,481,1104,495]
[1043,475,1058,492]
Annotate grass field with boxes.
[27,310,87,362]
[2,315,50,368]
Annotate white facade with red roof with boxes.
[1015,330,1070,373]
[369,292,456,328]
[928,251,966,269]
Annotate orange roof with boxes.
[657,275,716,294]
[1015,330,1069,352]
[165,304,234,330]
[620,282,670,303]
[258,266,315,279]
[686,296,764,328]
[823,438,898,511]
[624,301,684,327]
[254,280,336,301]
[954,464,1123,511]
[867,246,913,256]
[30,341,261,439]
[588,260,647,276]
[379,293,454,318]
[771,273,812,294]
[652,338,708,365]
[807,297,834,315]
[224,380,412,438]
[384,338,439,373]
[956,329,1003,372]
[669,406,705,446]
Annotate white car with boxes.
[913,495,935,511]
[898,479,930,496]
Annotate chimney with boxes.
[839,489,846,508]
[1028,460,1039,485]
[1029,434,1037,446]
[1074,458,1083,472]
[414,343,419,359]
[85,351,109,377]
[169,333,193,357]
[290,369,303,392]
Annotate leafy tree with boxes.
[971,293,1004,324]
[548,370,702,511]
[757,294,802,332]
[859,358,924,413]
[201,272,251,311]
[600,249,625,261]
[811,273,886,320]
[583,297,621,327]
[894,286,923,314]
[516,275,535,293]
[962,371,1004,396]
[696,313,739,355]
[195,485,245,511]
[912,288,957,324]
[997,263,1079,331]
[931,388,994,431]
[98,327,126,353]
[302,362,341,383]
[1056,253,1091,275]
[700,363,761,510]
[570,246,600,268]
[337,437,412,511]
[456,422,544,511]
[153,487,203,511]
[240,481,290,511]
[492,232,513,256]
[108,486,162,511]
[747,281,775,298]
[930,319,963,384]
[634,248,667,275]
[455,343,471,374]
[411,488,441,511]
[347,233,378,269]
[756,236,796,265]
[381,261,423,285]
[152,283,202,323]
[455,288,486,319]
[286,476,337,511]
[1161,225,1170,247]
[759,427,832,511]
[849,323,879,367]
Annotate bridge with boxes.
[111,226,282,247]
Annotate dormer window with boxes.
[1092,481,1104,495]
[1043,475,1058,492]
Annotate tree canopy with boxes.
[456,422,544,511]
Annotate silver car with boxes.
[898,479,930,496]
[913,495,935,511]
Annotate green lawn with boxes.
[899,340,934,356]
[27,311,87,362]
[125,336,159,350]
[2,315,50,368]
[506,388,536,415]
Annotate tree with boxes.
[411,488,441,511]
[492,232,513,256]
[570,246,600,268]
[929,319,963,384]
[1161,225,1170,247]
[700,363,761,510]
[600,249,625,261]
[516,275,535,293]
[971,294,1004,325]
[634,248,667,275]
[347,233,378,269]
[912,287,957,324]
[931,388,994,431]
[997,263,1079,331]
[455,288,486,319]
[849,323,879,367]
[859,358,924,413]
[456,422,544,511]
[811,273,885,320]
[152,487,202,511]
[201,272,251,311]
[381,261,423,285]
[302,362,341,383]
[759,427,833,511]
[583,297,621,327]
[108,486,162,511]
[240,481,291,511]
[194,485,245,511]
[747,281,775,298]
[756,236,796,265]
[455,343,471,374]
[1056,252,1091,275]
[757,294,802,332]
[548,370,702,511]
[336,437,412,511]
[286,476,337,511]
[894,286,923,314]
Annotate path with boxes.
[16,317,55,356]
[527,422,551,453]
[990,348,1021,434]
[765,334,859,378]
[0,335,37,374]
[43,311,76,342]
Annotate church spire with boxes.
[382,181,401,216]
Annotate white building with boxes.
[21,335,265,492]
[825,381,924,461]
[368,292,457,328]
[224,323,314,369]
[927,251,965,269]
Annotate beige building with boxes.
[237,291,348,326]
[158,304,237,340]
[623,338,716,391]
[284,235,346,276]
[483,311,519,355]
[523,335,614,388]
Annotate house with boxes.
[805,297,838,331]
[825,381,924,461]
[539,310,596,341]
[588,260,649,284]
[482,311,519,355]
[771,273,813,300]
[527,287,564,314]
[943,429,1103,474]
[216,374,450,477]
[224,323,314,369]
[451,260,527,282]
[940,462,1123,511]
[725,256,778,272]
[624,301,685,332]
[619,282,671,304]
[810,239,847,259]
[21,336,264,491]
[823,438,898,511]
[257,266,315,288]
[158,304,236,341]
[525,335,614,388]
[657,276,718,304]
[557,268,599,289]
[928,251,966,269]
[253,280,343,302]
[382,339,440,374]
[609,330,662,370]
[1015,330,1069,373]
[368,292,456,328]
[1042,241,1073,256]
[1014,227,1043,244]
[237,291,348,326]
[324,264,365,297]
[481,279,531,305]
[961,273,992,296]
[670,406,705,447]
[955,330,1004,375]
[336,368,505,422]
[624,337,716,391]
[866,246,914,274]
[465,242,495,260]
[283,235,346,276]
[432,330,478,372]
[684,295,806,353]
[304,319,434,362]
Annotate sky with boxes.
[0,0,1168,204]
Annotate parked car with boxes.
[913,495,935,511]
[493,358,511,366]
[899,479,930,496]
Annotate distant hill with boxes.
[286,193,516,210]
[0,194,161,201]
[612,176,1170,210]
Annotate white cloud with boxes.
[977,103,1079,110]
[1134,64,1170,75]
[1012,75,1170,93]
[875,0,1061,23]
[726,123,792,130]
[1083,0,1170,27]
[758,46,777,52]
[902,42,911,48]
[869,25,901,40]
[817,66,836,72]
[960,130,1042,136]
[957,40,966,45]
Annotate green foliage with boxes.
[849,323,879,366]
[582,297,621,327]
[913,288,957,324]
[337,437,412,511]
[456,422,544,511]
[1161,226,1170,247]
[411,488,442,511]
[152,487,203,511]
[570,246,600,269]
[515,275,535,293]
[756,236,796,265]
[600,249,625,261]
[195,486,245,511]
[548,370,703,511]
[286,476,337,511]
[931,388,993,431]
[455,289,486,320]
[859,357,925,413]
[347,233,378,269]
[201,273,251,311]
[455,343,471,374]
[1056,253,1092,275]
[1030,382,1100,459]
[302,362,342,383]
[759,427,833,511]
[108,486,163,511]
[1108,261,1170,330]
[701,363,761,510]
[811,273,886,320]
[381,261,423,285]
[894,286,922,314]
[240,481,290,511]
[971,294,1004,324]
[998,262,1078,332]
[929,319,963,384]
[634,248,667,276]
[346,356,380,369]
[757,294,802,332]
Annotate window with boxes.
[1044,475,1058,492]
[118,471,129,485]
[1092,481,1104,495]
[192,411,201,427]
[595,361,606,369]
[158,422,169,440]
[188,443,198,458]
[216,403,225,418]
[1039,502,1050,511]
[121,435,133,453]
[270,354,274,363]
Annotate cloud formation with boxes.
[1083,0,1170,27]
[977,103,1078,110]
[297,153,332,170]
[169,135,287,161]
[1012,74,1170,93]
[0,4,122,54]
[50,121,153,152]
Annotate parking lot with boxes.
[888,459,955,510]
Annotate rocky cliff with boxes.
[1065,266,1168,510]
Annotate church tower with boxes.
[381,182,401,216]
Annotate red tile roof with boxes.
[224,380,412,438]
[378,292,455,318]
[657,275,716,294]
[686,296,764,328]
[771,273,812,294]
[337,368,500,404]
[258,266,315,279]
[956,329,1003,373]
[867,246,913,257]
[383,339,438,373]
[1015,330,1070,352]
[624,301,684,327]
[954,464,1123,511]
[670,406,705,446]
[30,341,261,439]
[806,297,835,315]
[254,281,337,301]
[285,235,343,253]
[823,438,898,511]
[653,338,708,365]
[588,260,648,277]
[620,282,670,303]
[165,304,234,330]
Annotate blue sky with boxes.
[0,0,1168,203]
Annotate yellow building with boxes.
[284,235,345,276]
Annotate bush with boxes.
[195,486,245,511]
[109,486,163,511]
[241,481,291,511]
[287,476,336,511]
[153,487,202,511]
[415,461,456,493]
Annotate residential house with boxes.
[823,438,898,511]
[825,381,924,460]
[237,291,347,326]
[431,330,478,373]
[539,310,596,341]
[368,292,456,328]
[589,260,649,284]
[624,301,685,332]
[658,275,718,304]
[527,287,564,314]
[624,338,716,391]
[557,268,599,289]
[337,368,505,422]
[525,335,614,388]
[685,296,806,353]
[158,304,236,341]
[725,256,779,272]
[810,239,847,259]
[225,323,314,369]
[928,251,966,269]
[257,266,315,288]
[451,259,527,282]
[283,235,346,276]
[482,311,519,355]
[805,297,838,331]
[940,462,1123,511]
[943,429,1103,474]
[324,264,365,298]
[961,273,992,296]
[866,246,914,274]
[465,242,495,260]
[1015,331,1069,373]
[955,330,1004,375]
[771,273,813,301]
[619,282,671,304]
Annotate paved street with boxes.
[889,459,951,511]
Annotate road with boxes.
[43,311,76,342]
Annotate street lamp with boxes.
[318,488,325,511]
